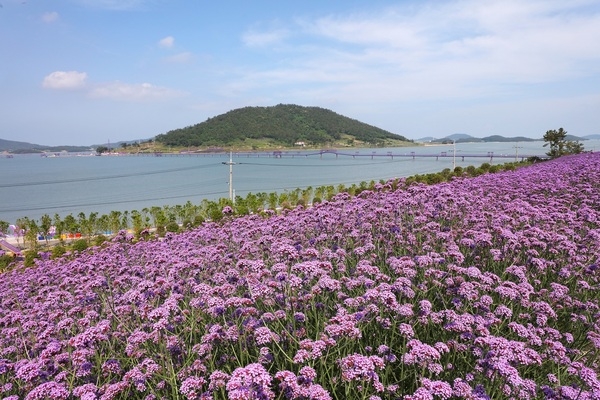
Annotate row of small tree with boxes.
[0,156,548,271]
[2,183,372,252]
[1,158,539,273]
[4,123,584,248]
[0,127,585,270]
[2,158,538,253]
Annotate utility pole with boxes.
[222,152,237,203]
[453,140,456,170]
[513,144,523,162]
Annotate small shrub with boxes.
[208,208,223,222]
[0,254,15,272]
[527,156,544,163]
[413,174,425,183]
[94,235,108,246]
[23,251,38,267]
[234,204,250,216]
[193,215,205,226]
[51,245,67,259]
[425,173,444,184]
[166,221,180,233]
[71,239,88,252]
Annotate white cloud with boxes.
[158,36,175,48]
[242,28,289,47]
[164,52,192,64]
[42,70,183,102]
[305,13,425,50]
[42,71,87,89]
[41,11,59,23]
[88,82,184,101]
[238,0,600,104]
[74,0,147,11]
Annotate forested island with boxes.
[154,104,412,149]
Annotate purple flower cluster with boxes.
[339,353,386,392]
[1,153,600,398]
[226,363,274,400]
[275,367,331,400]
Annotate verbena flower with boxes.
[24,382,69,400]
[338,353,385,392]
[226,363,274,400]
[180,376,207,399]
[1,153,600,398]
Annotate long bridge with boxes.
[142,148,546,162]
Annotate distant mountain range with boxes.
[0,138,92,153]
[416,133,600,143]
[571,134,599,140]
[3,126,598,153]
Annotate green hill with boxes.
[430,134,540,144]
[0,138,90,153]
[481,135,538,143]
[155,104,411,149]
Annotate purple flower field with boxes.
[1,153,600,399]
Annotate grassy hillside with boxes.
[155,104,412,149]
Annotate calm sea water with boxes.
[1,141,597,224]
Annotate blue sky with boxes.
[1,0,599,146]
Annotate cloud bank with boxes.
[42,71,87,89]
[42,71,183,102]
[238,0,600,105]
[88,82,183,101]
[41,11,59,23]
[158,36,175,48]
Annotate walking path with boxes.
[0,239,22,255]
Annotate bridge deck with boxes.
[142,149,546,161]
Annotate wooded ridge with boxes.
[0,138,91,153]
[155,104,411,148]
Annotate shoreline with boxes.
[0,142,566,229]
